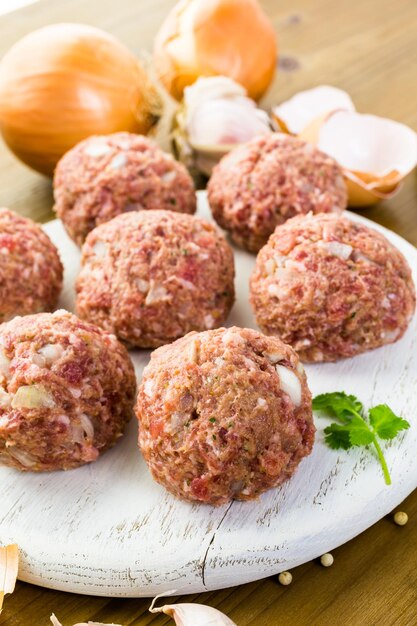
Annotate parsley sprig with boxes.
[312,392,410,485]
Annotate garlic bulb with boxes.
[173,76,272,175]
[149,592,237,626]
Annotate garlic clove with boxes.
[149,591,237,626]
[50,616,122,626]
[181,76,247,118]
[0,544,18,612]
[272,85,355,134]
[188,99,271,150]
[73,622,122,626]
[173,76,272,176]
[300,110,417,206]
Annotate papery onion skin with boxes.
[154,0,277,101]
[0,23,161,176]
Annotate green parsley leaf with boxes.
[324,417,374,449]
[369,404,410,440]
[323,423,352,450]
[312,391,363,422]
[345,416,375,446]
[313,391,410,486]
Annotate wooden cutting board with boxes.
[1,192,416,597]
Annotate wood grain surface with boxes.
[0,0,416,624]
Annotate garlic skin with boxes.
[300,109,417,206]
[173,76,272,176]
[0,544,18,612]
[272,85,355,134]
[149,592,237,626]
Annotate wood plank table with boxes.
[1,0,416,624]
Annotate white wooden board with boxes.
[0,191,416,597]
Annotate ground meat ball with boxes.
[250,213,416,362]
[207,133,347,252]
[53,132,197,245]
[0,208,63,322]
[0,310,136,472]
[136,326,314,505]
[76,210,235,348]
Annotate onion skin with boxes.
[0,23,161,176]
[154,0,277,101]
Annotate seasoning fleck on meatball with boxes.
[53,132,197,245]
[208,133,347,252]
[76,210,235,348]
[0,207,63,322]
[250,213,416,362]
[0,310,136,472]
[136,327,314,506]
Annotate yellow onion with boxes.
[300,110,417,206]
[0,23,161,176]
[154,0,277,102]
[173,76,272,175]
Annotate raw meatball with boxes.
[136,326,314,505]
[53,132,197,245]
[207,133,347,252]
[0,207,63,322]
[0,310,136,471]
[76,210,235,348]
[250,213,416,362]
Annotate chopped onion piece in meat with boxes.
[38,343,64,364]
[318,241,353,260]
[145,281,171,305]
[11,384,55,409]
[0,348,10,378]
[7,447,37,467]
[275,365,302,406]
[92,241,107,258]
[79,414,95,440]
[265,351,285,364]
[0,387,11,408]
